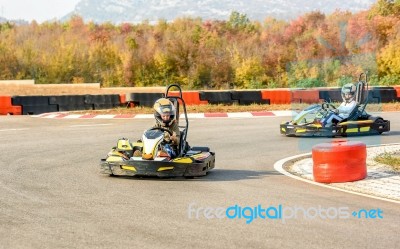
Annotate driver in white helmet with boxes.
[321,83,357,127]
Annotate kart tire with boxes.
[374,118,385,134]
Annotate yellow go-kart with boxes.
[100,84,215,178]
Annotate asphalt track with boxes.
[0,112,399,249]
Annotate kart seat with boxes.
[343,80,369,122]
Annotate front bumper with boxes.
[100,153,215,177]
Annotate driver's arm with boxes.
[170,124,180,145]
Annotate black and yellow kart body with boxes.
[280,104,390,137]
[100,84,215,178]
[280,73,390,137]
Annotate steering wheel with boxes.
[321,102,336,111]
[149,127,173,143]
[149,127,173,136]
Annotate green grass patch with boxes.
[374,151,400,171]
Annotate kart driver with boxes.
[321,83,357,127]
[152,98,180,158]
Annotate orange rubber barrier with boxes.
[312,140,367,183]
[0,96,22,115]
[291,89,320,104]
[119,93,135,107]
[261,89,291,104]
[119,94,126,104]
[394,86,400,98]
[169,91,208,105]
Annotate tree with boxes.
[377,38,400,82]
[369,0,400,17]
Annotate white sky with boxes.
[0,0,81,23]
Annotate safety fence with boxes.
[1,86,399,115]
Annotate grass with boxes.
[374,151,400,172]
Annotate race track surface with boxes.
[0,112,399,249]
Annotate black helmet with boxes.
[153,98,176,126]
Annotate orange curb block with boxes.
[312,140,367,183]
[169,91,208,105]
[291,89,320,104]
[394,86,400,98]
[261,89,291,104]
[0,96,22,115]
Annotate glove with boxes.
[164,131,172,143]
[170,133,177,144]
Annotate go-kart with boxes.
[280,73,390,137]
[100,84,215,178]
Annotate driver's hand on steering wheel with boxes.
[164,131,171,143]
[166,132,178,144]
[164,131,177,144]
[170,132,178,144]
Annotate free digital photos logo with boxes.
[187,202,383,224]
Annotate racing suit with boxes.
[321,100,357,127]
[153,121,180,157]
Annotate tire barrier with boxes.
[319,87,399,104]
[85,94,121,110]
[394,86,400,98]
[0,96,22,115]
[1,85,399,115]
[49,95,93,111]
[199,91,235,104]
[231,90,270,105]
[21,105,59,115]
[291,89,320,104]
[312,140,367,183]
[12,95,50,106]
[126,93,164,107]
[12,96,58,115]
[261,89,291,104]
[6,94,121,115]
[369,87,398,103]
[318,88,342,102]
[168,91,208,105]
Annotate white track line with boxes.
[0,128,29,132]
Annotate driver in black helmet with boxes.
[152,98,180,157]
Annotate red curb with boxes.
[250,111,274,116]
[114,114,136,118]
[79,114,97,118]
[54,113,70,118]
[204,113,229,117]
[37,113,54,118]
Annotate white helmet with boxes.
[341,83,356,103]
[153,98,176,127]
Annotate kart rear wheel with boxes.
[374,118,385,134]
